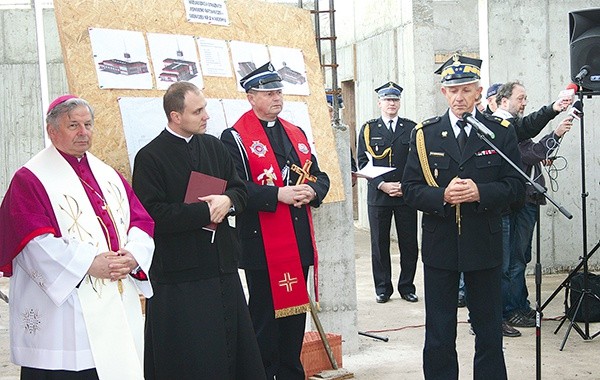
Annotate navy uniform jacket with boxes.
[220,123,330,270]
[402,110,525,272]
[357,117,416,206]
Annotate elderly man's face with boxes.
[441,82,483,118]
[47,105,93,158]
[248,90,283,121]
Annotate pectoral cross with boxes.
[291,159,317,185]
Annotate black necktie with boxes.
[457,120,467,153]
[388,120,394,134]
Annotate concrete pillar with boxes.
[311,123,358,354]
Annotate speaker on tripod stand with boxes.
[570,8,600,91]
[548,8,600,349]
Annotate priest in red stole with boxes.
[221,62,330,379]
[0,95,154,379]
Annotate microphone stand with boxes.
[466,121,573,380]
[541,87,600,352]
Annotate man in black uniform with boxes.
[402,55,524,380]
[357,82,419,304]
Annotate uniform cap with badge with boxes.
[240,61,284,92]
[375,81,403,100]
[435,54,482,86]
[486,83,503,99]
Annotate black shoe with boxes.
[524,308,542,319]
[506,310,535,328]
[376,293,390,303]
[502,321,522,337]
[457,294,466,308]
[400,293,418,302]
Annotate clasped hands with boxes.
[381,181,402,197]
[88,249,138,281]
[278,184,316,208]
[444,177,480,205]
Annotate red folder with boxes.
[184,171,227,233]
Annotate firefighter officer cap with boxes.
[375,81,403,99]
[240,62,284,92]
[435,54,482,86]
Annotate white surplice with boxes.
[9,146,153,379]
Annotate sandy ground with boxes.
[1,227,600,379]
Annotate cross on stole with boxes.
[290,159,317,185]
[279,272,299,292]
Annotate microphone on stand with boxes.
[462,112,496,139]
[574,65,591,82]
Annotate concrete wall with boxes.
[0,9,67,196]
[485,0,600,269]
[333,0,600,270]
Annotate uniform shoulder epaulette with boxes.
[399,117,417,126]
[364,118,378,125]
[415,116,440,130]
[482,113,511,128]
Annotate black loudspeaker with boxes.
[569,8,600,91]
[568,272,600,322]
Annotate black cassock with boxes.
[132,130,266,380]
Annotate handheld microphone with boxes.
[559,83,579,98]
[574,65,591,82]
[568,99,583,120]
[462,112,496,139]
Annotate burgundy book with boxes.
[184,171,227,233]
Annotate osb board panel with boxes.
[52,0,343,203]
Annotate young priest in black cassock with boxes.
[132,82,266,380]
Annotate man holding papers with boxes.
[132,81,265,379]
[357,81,419,304]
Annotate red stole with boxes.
[233,110,318,318]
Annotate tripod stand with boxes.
[541,86,600,349]
[541,239,600,348]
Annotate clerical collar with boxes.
[260,119,277,128]
[166,125,193,143]
[56,147,87,163]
